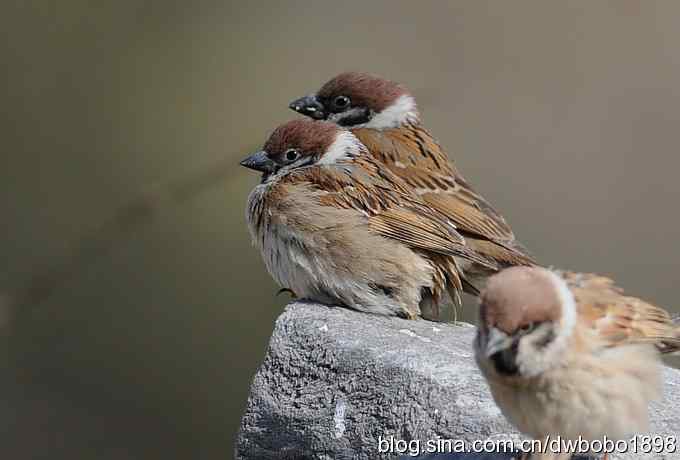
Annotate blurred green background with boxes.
[2,1,680,458]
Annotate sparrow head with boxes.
[240,119,365,181]
[476,266,577,378]
[289,72,419,129]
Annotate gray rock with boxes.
[236,302,680,460]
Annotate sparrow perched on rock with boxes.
[289,72,536,296]
[475,266,680,460]
[240,119,494,319]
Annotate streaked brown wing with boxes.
[353,125,534,264]
[288,158,492,268]
[353,125,458,176]
[465,239,535,267]
[563,271,680,354]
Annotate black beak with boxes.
[239,150,276,174]
[486,328,520,376]
[289,95,326,120]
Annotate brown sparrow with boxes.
[240,119,493,319]
[289,72,536,296]
[475,266,680,460]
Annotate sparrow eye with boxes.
[333,95,350,110]
[284,149,300,162]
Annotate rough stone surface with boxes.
[236,303,680,460]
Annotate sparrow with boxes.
[474,266,680,460]
[240,119,494,319]
[289,72,536,298]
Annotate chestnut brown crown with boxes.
[480,267,563,335]
[318,72,409,113]
[289,72,418,128]
[264,119,340,159]
[239,119,358,178]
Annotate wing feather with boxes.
[353,125,536,266]
[562,271,680,354]
[292,159,493,268]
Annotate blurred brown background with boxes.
[2,1,679,459]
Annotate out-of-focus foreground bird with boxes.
[240,119,495,319]
[475,266,680,460]
[289,72,536,299]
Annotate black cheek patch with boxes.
[337,108,372,127]
[534,328,556,349]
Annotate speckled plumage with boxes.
[290,72,536,299]
[243,120,492,318]
[475,267,679,460]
